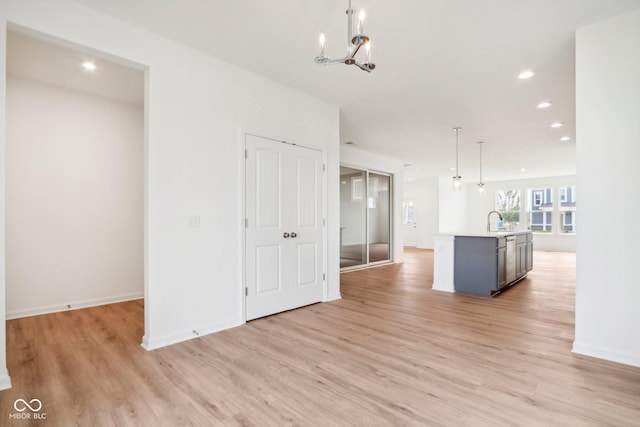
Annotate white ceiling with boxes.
[55,1,640,180]
[6,29,144,105]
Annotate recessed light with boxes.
[518,70,534,80]
[537,101,552,109]
[408,178,413,181]
[82,61,97,71]
[450,167,456,171]
[550,122,564,128]
[560,136,571,141]
[341,181,347,184]
[520,168,526,172]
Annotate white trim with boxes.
[322,149,330,302]
[6,292,144,320]
[572,341,640,368]
[325,292,342,302]
[141,318,244,351]
[239,128,247,324]
[0,369,12,391]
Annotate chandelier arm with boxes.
[353,61,374,72]
[350,42,364,58]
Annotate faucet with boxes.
[487,210,503,232]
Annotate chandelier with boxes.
[314,0,376,73]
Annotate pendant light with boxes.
[477,141,485,194]
[452,127,462,190]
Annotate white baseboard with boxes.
[0,369,12,391]
[6,292,144,320]
[432,283,455,292]
[141,318,244,351]
[325,292,342,302]
[572,341,640,368]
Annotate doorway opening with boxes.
[340,166,392,269]
[5,28,146,335]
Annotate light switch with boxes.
[188,215,200,228]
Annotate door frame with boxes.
[403,198,418,247]
[240,131,328,322]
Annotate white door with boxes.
[245,134,324,321]
[403,199,418,247]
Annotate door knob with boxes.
[283,232,290,238]
[291,232,297,238]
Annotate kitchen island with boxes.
[433,231,533,296]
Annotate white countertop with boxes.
[438,230,532,238]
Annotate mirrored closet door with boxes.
[339,166,392,269]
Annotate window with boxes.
[559,186,576,233]
[403,201,415,225]
[526,188,553,232]
[533,191,543,207]
[560,187,567,203]
[496,190,521,231]
[497,184,575,235]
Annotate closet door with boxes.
[245,135,323,321]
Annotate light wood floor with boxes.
[2,249,640,426]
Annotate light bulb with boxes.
[518,70,534,79]
[358,9,366,34]
[478,183,485,194]
[319,33,326,57]
[82,61,96,71]
[453,176,462,190]
[364,41,371,63]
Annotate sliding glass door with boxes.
[340,166,392,269]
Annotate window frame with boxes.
[558,185,577,234]
[495,189,522,231]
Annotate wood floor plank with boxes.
[2,249,640,426]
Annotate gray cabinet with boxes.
[497,237,506,288]
[454,236,501,296]
[516,234,527,279]
[526,233,533,272]
[454,232,532,296]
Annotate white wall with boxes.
[403,177,439,249]
[0,15,8,392]
[340,146,404,263]
[6,76,144,319]
[438,177,468,234]
[573,8,640,367]
[0,0,340,389]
